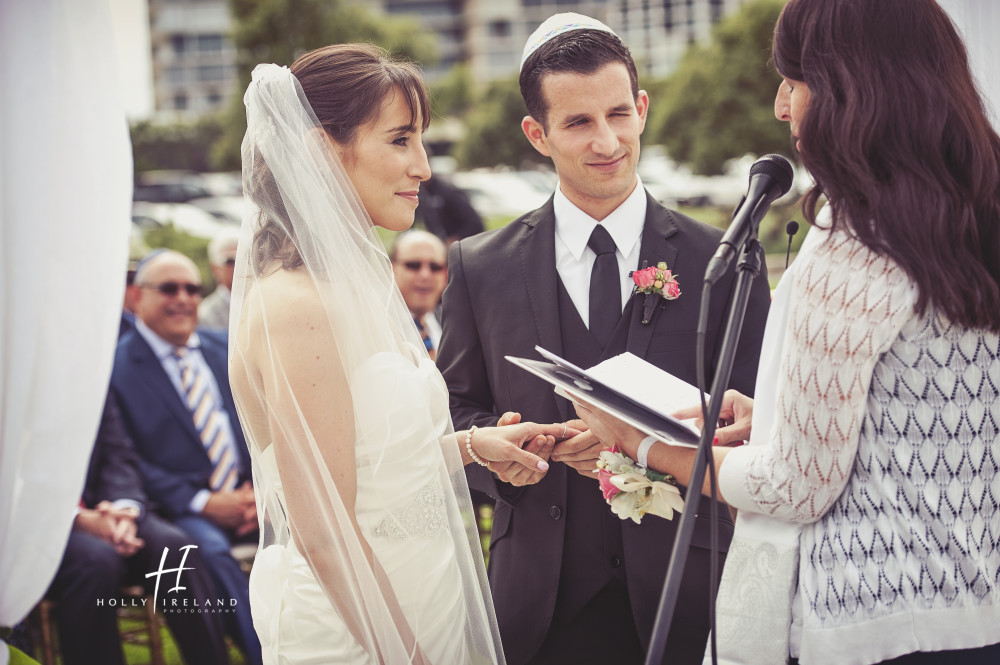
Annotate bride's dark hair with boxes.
[249,44,431,273]
[774,0,1000,330]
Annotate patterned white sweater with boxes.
[719,230,1000,664]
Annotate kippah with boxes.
[520,12,618,71]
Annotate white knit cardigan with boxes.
[715,227,1000,665]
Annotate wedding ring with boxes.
[561,424,567,438]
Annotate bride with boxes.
[229,45,560,664]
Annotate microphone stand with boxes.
[644,234,764,665]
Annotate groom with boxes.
[437,13,771,665]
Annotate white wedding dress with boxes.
[231,62,502,665]
[248,352,473,664]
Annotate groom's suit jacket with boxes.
[110,328,251,518]
[438,192,771,665]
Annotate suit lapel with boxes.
[517,201,563,357]
[514,201,570,420]
[128,334,202,444]
[626,193,681,358]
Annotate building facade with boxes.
[143,0,746,117]
[147,0,238,116]
[377,0,747,84]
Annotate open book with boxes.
[505,347,707,447]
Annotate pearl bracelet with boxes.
[636,435,660,469]
[466,426,488,467]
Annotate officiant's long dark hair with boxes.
[774,0,1000,330]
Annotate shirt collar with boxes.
[553,176,647,260]
[135,319,201,361]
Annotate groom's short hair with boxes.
[518,28,639,132]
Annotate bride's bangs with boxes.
[388,66,431,132]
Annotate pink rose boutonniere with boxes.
[630,261,681,324]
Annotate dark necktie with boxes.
[588,224,621,348]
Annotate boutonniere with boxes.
[595,445,684,523]
[629,261,681,324]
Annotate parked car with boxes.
[131,201,228,239]
[449,169,555,219]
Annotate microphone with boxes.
[784,220,800,270]
[704,154,794,284]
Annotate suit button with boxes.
[610,556,622,568]
[549,506,562,520]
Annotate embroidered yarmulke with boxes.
[519,12,619,71]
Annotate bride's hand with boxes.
[467,422,568,485]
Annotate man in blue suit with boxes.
[111,250,262,665]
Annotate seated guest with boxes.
[111,249,262,665]
[574,1,1000,663]
[119,259,139,338]
[390,230,448,358]
[47,394,230,665]
[198,228,241,333]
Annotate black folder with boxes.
[505,346,701,447]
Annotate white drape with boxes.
[939,0,1000,125]
[0,0,132,661]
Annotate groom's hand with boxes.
[552,419,604,478]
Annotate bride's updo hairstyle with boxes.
[773,0,1000,330]
[249,44,431,273]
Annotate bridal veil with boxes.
[229,62,503,664]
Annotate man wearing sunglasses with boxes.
[110,249,263,665]
[199,227,241,334]
[390,230,448,359]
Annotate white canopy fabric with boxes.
[0,0,132,662]
[939,0,1000,126]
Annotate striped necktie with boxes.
[415,317,435,360]
[173,347,239,492]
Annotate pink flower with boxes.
[663,279,681,299]
[598,468,621,502]
[632,267,655,289]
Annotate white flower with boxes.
[608,472,685,522]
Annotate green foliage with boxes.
[213,0,440,169]
[453,77,544,169]
[131,115,226,172]
[647,0,790,174]
[142,225,215,290]
[430,64,475,118]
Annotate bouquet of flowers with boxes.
[595,445,684,523]
[631,261,681,324]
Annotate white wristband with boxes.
[636,435,660,469]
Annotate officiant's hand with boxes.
[551,419,605,478]
[672,390,754,446]
[572,403,646,462]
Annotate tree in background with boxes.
[211,0,438,170]
[647,0,789,175]
[131,116,225,173]
[453,76,545,170]
[430,64,475,119]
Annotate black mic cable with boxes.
[784,220,800,270]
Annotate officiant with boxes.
[574,1,1000,663]
[436,12,771,665]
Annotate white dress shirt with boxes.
[135,319,239,513]
[553,178,647,328]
